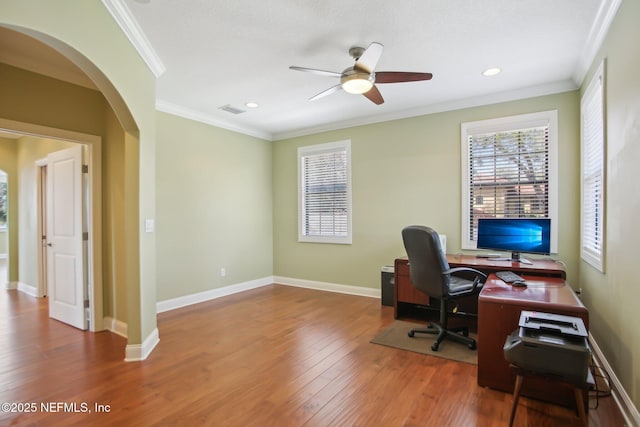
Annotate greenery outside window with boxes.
[461,111,558,251]
[298,140,352,244]
[0,173,7,230]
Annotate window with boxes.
[0,172,7,230]
[298,140,352,244]
[461,111,558,251]
[580,61,605,272]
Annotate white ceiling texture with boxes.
[103,0,616,140]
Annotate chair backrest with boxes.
[401,225,451,298]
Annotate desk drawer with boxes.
[395,260,430,305]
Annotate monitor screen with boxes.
[476,218,551,256]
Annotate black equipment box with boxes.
[503,311,591,382]
[381,266,394,306]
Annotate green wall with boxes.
[155,112,273,301]
[578,0,640,411]
[273,91,580,289]
[103,106,128,323]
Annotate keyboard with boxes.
[495,271,525,283]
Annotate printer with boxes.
[503,311,591,382]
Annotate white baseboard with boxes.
[103,316,128,338]
[156,275,381,315]
[124,327,159,362]
[17,282,38,297]
[4,281,38,297]
[156,276,274,313]
[589,333,640,427]
[274,276,381,299]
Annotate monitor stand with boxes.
[510,252,532,265]
[490,253,533,264]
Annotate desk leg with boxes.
[509,374,524,427]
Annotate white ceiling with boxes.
[113,0,611,140]
[2,1,615,141]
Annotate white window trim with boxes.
[298,140,352,244]
[580,60,606,272]
[461,110,559,252]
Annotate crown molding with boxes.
[272,79,577,141]
[156,100,273,141]
[101,0,166,77]
[157,80,575,142]
[573,0,622,86]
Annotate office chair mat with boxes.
[370,320,477,365]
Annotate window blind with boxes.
[467,126,550,242]
[299,141,351,244]
[581,62,605,271]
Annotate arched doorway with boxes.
[0,11,157,359]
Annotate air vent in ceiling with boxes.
[218,104,246,115]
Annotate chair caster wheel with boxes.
[468,342,477,350]
[408,331,415,338]
[431,343,440,351]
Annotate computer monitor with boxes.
[476,218,551,264]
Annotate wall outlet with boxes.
[220,268,226,277]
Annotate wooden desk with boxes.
[478,274,588,409]
[394,255,565,319]
[446,254,566,279]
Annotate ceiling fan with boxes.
[289,42,433,105]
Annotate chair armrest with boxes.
[444,267,487,279]
[443,267,487,293]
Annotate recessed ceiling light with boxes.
[482,67,502,77]
[245,102,259,108]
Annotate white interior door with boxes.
[46,145,87,330]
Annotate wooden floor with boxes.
[0,278,626,426]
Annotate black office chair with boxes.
[401,225,487,351]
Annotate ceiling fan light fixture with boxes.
[290,42,432,105]
[341,72,374,94]
[482,67,502,77]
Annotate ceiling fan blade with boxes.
[309,84,342,101]
[354,42,384,74]
[362,84,384,105]
[375,71,433,84]
[289,66,341,78]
